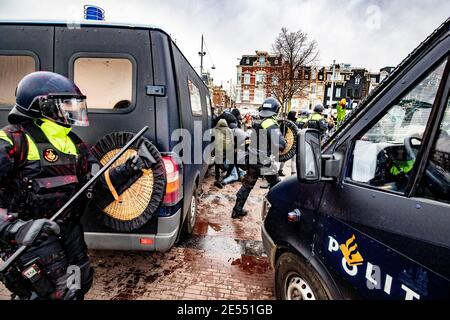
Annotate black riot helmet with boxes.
[313,104,325,114]
[231,108,242,121]
[259,97,281,118]
[9,71,89,127]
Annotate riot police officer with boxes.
[231,98,286,219]
[0,71,149,300]
[307,104,329,134]
[296,110,310,129]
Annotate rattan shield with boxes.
[278,119,299,162]
[91,132,167,232]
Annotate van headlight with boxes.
[261,196,271,220]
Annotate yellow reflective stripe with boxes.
[309,113,323,121]
[0,130,13,145]
[261,118,278,129]
[0,130,39,161]
[26,134,40,161]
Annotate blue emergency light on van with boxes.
[84,5,105,21]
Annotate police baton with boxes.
[0,126,149,274]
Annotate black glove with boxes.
[125,142,157,172]
[136,141,157,169]
[11,219,60,246]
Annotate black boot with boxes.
[232,207,248,219]
[232,192,249,219]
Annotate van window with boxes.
[188,79,202,116]
[0,55,36,106]
[417,96,450,203]
[74,57,133,110]
[205,95,212,117]
[349,60,447,193]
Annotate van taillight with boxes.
[162,156,182,205]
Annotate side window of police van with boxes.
[74,57,133,110]
[417,96,450,203]
[0,55,36,107]
[348,60,447,193]
[188,79,202,116]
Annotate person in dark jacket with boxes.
[231,108,243,128]
[0,72,151,300]
[231,98,286,219]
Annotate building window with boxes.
[255,73,265,85]
[311,70,317,80]
[319,74,323,81]
[347,88,352,97]
[346,75,351,80]
[335,88,341,98]
[0,55,36,107]
[327,87,331,98]
[354,89,360,98]
[243,90,250,102]
[188,79,202,116]
[274,59,279,65]
[244,73,251,85]
[311,84,316,94]
[74,57,133,110]
[254,89,264,104]
[305,73,309,80]
[294,70,299,79]
[246,58,250,65]
[259,56,265,66]
[355,75,361,85]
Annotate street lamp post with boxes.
[199,34,206,77]
[329,59,336,109]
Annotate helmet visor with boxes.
[41,95,89,127]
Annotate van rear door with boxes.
[0,24,54,125]
[53,25,156,147]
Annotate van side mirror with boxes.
[296,129,322,183]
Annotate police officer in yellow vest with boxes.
[232,98,286,219]
[307,104,328,134]
[296,110,310,129]
[0,72,151,300]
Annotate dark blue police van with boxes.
[0,20,212,253]
[262,18,450,300]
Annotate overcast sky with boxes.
[0,0,449,86]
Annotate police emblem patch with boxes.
[43,148,59,163]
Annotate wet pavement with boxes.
[0,163,294,300]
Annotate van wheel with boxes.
[181,190,198,237]
[275,253,329,300]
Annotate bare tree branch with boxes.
[266,27,320,114]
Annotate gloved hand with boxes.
[127,141,157,172]
[12,219,60,246]
[136,141,157,169]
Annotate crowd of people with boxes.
[211,97,347,219]
[212,99,345,185]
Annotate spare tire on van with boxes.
[91,132,167,232]
[278,119,299,162]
